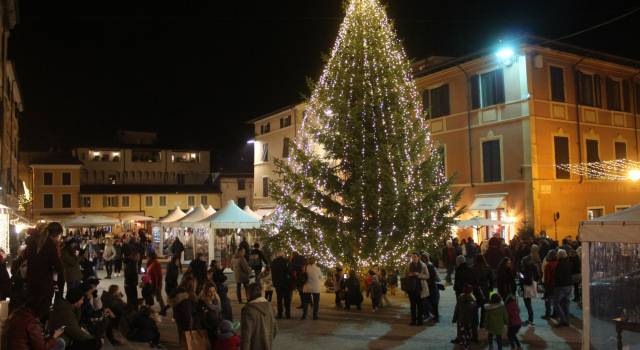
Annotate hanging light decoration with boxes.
[556,159,640,181]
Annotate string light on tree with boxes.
[265,0,461,268]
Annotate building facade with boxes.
[30,162,83,220]
[251,41,640,240]
[218,172,253,209]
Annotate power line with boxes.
[541,6,640,44]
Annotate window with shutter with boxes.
[422,89,431,116]
[44,194,54,209]
[606,78,622,111]
[470,74,480,109]
[550,66,565,102]
[122,196,130,207]
[594,75,602,107]
[554,136,570,179]
[261,143,269,162]
[622,80,631,112]
[615,142,627,160]
[482,140,501,182]
[103,196,108,207]
[282,137,290,158]
[586,139,599,179]
[423,84,449,119]
[578,72,595,106]
[145,196,153,207]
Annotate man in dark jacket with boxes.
[48,287,102,350]
[270,251,292,319]
[165,255,180,298]
[453,255,477,296]
[553,249,574,327]
[171,237,185,271]
[190,253,208,292]
[290,252,306,308]
[124,252,140,311]
[442,240,457,284]
[421,253,440,323]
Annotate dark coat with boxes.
[2,307,60,350]
[554,258,573,287]
[190,259,207,284]
[497,266,516,299]
[485,247,504,270]
[124,257,139,287]
[0,261,10,299]
[270,257,290,289]
[453,264,477,295]
[129,310,160,342]
[472,264,493,302]
[344,276,363,305]
[453,293,477,326]
[24,235,62,293]
[165,262,179,296]
[61,246,83,284]
[48,298,95,345]
[172,290,199,331]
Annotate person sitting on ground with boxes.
[79,280,120,346]
[48,287,102,350]
[344,270,363,311]
[100,285,127,330]
[367,275,383,312]
[452,284,477,350]
[241,282,277,350]
[128,305,162,349]
[2,303,66,350]
[213,319,240,350]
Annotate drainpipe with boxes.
[632,71,640,161]
[456,64,474,187]
[572,56,587,184]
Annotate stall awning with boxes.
[456,217,505,228]
[580,204,640,243]
[469,194,507,211]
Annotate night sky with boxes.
[10,0,639,170]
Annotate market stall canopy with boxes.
[199,200,262,229]
[580,204,640,243]
[158,206,187,223]
[121,214,156,222]
[179,204,215,225]
[255,208,274,219]
[243,206,262,220]
[468,193,507,211]
[63,214,120,226]
[456,217,504,228]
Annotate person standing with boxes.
[421,253,440,322]
[24,223,64,322]
[405,252,429,326]
[520,253,539,326]
[165,255,180,299]
[453,285,477,349]
[366,275,382,312]
[259,266,273,302]
[270,251,292,319]
[483,292,508,350]
[232,248,251,303]
[61,239,83,291]
[301,257,322,320]
[497,257,516,301]
[542,249,559,320]
[146,252,167,315]
[290,252,306,308]
[505,294,523,349]
[334,265,345,308]
[189,253,208,293]
[240,282,277,350]
[249,243,268,280]
[124,251,140,311]
[344,270,363,310]
[171,235,185,272]
[442,240,457,284]
[239,236,251,260]
[113,239,123,277]
[102,239,116,279]
[473,254,492,327]
[553,249,573,327]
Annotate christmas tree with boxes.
[267,0,461,268]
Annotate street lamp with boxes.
[628,169,640,182]
[246,139,255,144]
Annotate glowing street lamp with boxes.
[246,139,255,144]
[496,47,514,60]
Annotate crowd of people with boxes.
[0,220,584,350]
[440,234,581,349]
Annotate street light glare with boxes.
[496,47,514,59]
[628,169,640,182]
[246,139,255,144]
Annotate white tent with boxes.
[158,206,187,224]
[243,206,263,220]
[179,205,215,225]
[197,200,262,261]
[579,204,640,349]
[455,217,504,227]
[63,215,120,226]
[121,214,156,222]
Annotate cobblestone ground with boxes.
[94,267,582,349]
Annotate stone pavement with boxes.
[92,268,582,349]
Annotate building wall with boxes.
[31,165,82,219]
[252,44,640,240]
[79,192,222,219]
[220,176,253,208]
[75,148,211,185]
[253,105,305,209]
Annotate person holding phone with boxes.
[4,303,66,350]
[48,286,102,350]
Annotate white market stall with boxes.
[156,206,190,257]
[579,204,640,350]
[455,216,505,243]
[63,215,120,235]
[198,200,262,264]
[244,206,263,220]
[179,205,216,260]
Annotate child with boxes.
[453,285,477,349]
[260,266,274,302]
[214,319,241,350]
[484,292,508,350]
[367,275,383,311]
[505,294,523,350]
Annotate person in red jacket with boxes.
[2,304,65,350]
[145,252,168,315]
[505,294,522,349]
[542,249,559,320]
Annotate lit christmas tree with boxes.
[267,0,461,268]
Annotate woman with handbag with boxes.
[404,253,429,326]
[302,257,322,320]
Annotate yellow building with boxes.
[218,172,253,210]
[30,160,83,220]
[251,38,640,241]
